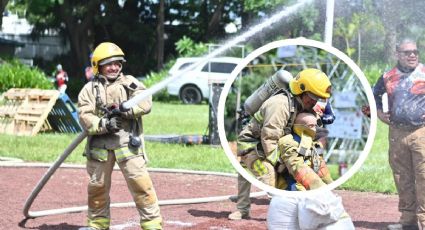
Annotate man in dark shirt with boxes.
[373,38,425,230]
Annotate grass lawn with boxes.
[0,101,397,193]
[0,102,234,173]
[338,120,396,193]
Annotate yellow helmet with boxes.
[289,68,331,99]
[91,42,125,75]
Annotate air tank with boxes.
[244,70,293,115]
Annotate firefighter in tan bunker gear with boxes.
[229,68,332,220]
[78,42,162,230]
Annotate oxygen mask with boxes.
[293,124,316,138]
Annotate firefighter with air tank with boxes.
[78,42,162,230]
[229,68,334,220]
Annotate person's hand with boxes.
[105,116,123,133]
[361,105,370,118]
[377,110,391,125]
[313,103,324,117]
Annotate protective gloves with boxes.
[105,116,123,133]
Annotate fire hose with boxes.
[20,0,313,218]
[18,146,266,218]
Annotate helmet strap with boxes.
[295,96,305,111]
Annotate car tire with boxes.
[180,85,202,104]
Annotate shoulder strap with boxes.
[274,89,296,135]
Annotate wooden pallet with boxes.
[0,88,60,136]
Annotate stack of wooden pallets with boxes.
[0,88,82,136]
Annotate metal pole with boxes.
[324,0,335,45]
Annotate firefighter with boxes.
[229,68,332,220]
[276,112,333,191]
[78,42,162,230]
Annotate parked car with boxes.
[166,57,243,104]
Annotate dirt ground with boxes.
[1,165,400,230]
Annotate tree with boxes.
[155,0,164,70]
[15,0,285,79]
[58,0,100,79]
[0,0,9,27]
[18,0,100,81]
[202,0,226,40]
[376,0,400,63]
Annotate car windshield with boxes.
[201,62,237,74]
[178,62,195,70]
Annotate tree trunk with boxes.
[378,0,400,64]
[59,0,99,80]
[156,0,165,71]
[240,2,254,31]
[0,0,9,28]
[205,0,224,39]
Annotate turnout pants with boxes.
[86,151,162,229]
[235,151,276,213]
[389,126,425,227]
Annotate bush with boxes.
[224,70,273,140]
[363,63,390,85]
[0,59,53,93]
[143,69,172,102]
[142,61,180,102]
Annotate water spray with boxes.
[121,0,313,110]
[23,0,314,219]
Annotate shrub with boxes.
[224,70,273,140]
[142,61,180,102]
[363,63,390,85]
[143,69,171,102]
[0,59,53,93]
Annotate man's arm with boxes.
[373,76,391,125]
[121,75,152,119]
[278,135,326,190]
[78,84,109,135]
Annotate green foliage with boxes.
[244,0,289,11]
[175,36,208,57]
[298,4,319,33]
[334,14,361,59]
[142,67,175,102]
[0,59,53,92]
[224,71,271,140]
[363,63,390,85]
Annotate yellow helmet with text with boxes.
[289,68,331,99]
[91,42,125,75]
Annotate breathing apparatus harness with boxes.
[92,75,142,149]
[239,69,296,134]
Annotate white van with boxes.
[166,57,243,104]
